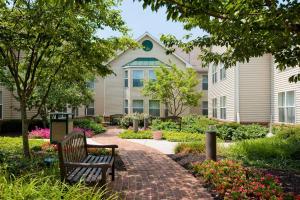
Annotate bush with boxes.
[73,118,105,134]
[118,130,153,139]
[193,160,296,199]
[232,124,268,141]
[226,134,300,170]
[119,113,146,128]
[175,142,205,154]
[181,115,217,133]
[29,128,50,139]
[216,122,240,140]
[162,131,205,142]
[150,119,179,131]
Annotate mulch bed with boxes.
[168,153,300,196]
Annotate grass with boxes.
[225,134,300,171]
[118,130,153,139]
[0,137,119,199]
[162,131,205,142]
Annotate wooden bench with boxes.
[57,131,118,186]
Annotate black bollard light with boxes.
[206,128,217,161]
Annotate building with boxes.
[0,33,208,120]
[208,46,300,124]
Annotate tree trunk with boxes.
[20,100,31,158]
[40,106,48,128]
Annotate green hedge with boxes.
[162,131,205,142]
[175,142,205,154]
[118,130,153,139]
[73,118,105,134]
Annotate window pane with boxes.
[202,75,208,90]
[149,100,160,117]
[278,108,285,122]
[133,70,143,79]
[0,91,2,104]
[286,91,295,106]
[278,92,285,107]
[124,71,128,78]
[202,101,208,109]
[149,70,156,81]
[87,80,95,89]
[287,108,295,123]
[133,100,143,113]
[0,105,2,119]
[202,109,208,116]
[124,79,128,87]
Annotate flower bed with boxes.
[29,127,96,139]
[193,160,299,199]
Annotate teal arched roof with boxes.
[123,57,166,67]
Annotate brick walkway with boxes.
[93,128,212,200]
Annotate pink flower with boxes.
[29,127,50,139]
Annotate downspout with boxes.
[103,78,106,116]
[235,62,240,123]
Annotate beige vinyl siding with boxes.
[273,66,300,124]
[104,35,189,117]
[239,54,272,123]
[208,46,236,121]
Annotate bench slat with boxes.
[67,155,94,183]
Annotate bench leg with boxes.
[101,169,107,186]
[112,161,115,181]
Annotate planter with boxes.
[153,131,162,140]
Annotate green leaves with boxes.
[143,64,202,117]
[138,0,300,82]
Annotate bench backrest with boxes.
[57,131,88,178]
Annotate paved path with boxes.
[92,128,212,200]
[126,139,178,154]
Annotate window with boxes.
[212,98,217,118]
[0,91,2,119]
[132,100,143,113]
[87,80,95,89]
[149,70,156,81]
[72,107,79,117]
[149,100,160,116]
[85,101,95,116]
[220,63,226,81]
[133,70,144,87]
[278,91,295,123]
[202,75,208,90]
[202,101,208,116]
[212,64,218,84]
[124,70,128,88]
[220,96,226,119]
[124,99,128,114]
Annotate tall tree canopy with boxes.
[138,0,300,82]
[143,65,202,117]
[0,0,136,157]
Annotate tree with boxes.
[138,0,300,82]
[143,65,202,117]
[0,0,136,158]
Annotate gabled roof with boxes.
[107,32,193,67]
[123,57,166,67]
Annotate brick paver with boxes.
[93,128,212,200]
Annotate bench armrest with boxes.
[86,144,118,149]
[64,162,111,168]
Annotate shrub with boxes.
[150,119,179,131]
[73,118,105,134]
[175,142,205,154]
[226,135,300,170]
[193,160,296,199]
[118,130,153,139]
[216,122,240,140]
[162,131,205,142]
[232,124,268,141]
[29,128,50,139]
[119,113,146,128]
[181,115,217,133]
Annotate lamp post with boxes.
[206,126,217,161]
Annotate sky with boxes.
[97,1,206,40]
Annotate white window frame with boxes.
[278,91,295,123]
[220,63,226,81]
[202,75,208,90]
[212,98,218,118]
[202,101,208,116]
[149,100,160,117]
[72,107,79,117]
[220,96,226,119]
[212,64,218,84]
[132,70,144,87]
[124,70,128,88]
[85,101,95,116]
[132,100,144,113]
